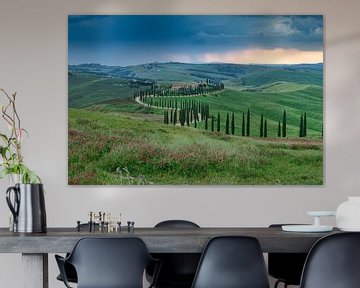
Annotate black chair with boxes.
[191,236,270,288]
[56,223,99,284]
[268,224,308,288]
[300,232,360,288]
[55,237,160,288]
[147,220,201,288]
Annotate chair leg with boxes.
[274,280,290,288]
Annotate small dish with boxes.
[307,211,336,217]
[282,225,333,233]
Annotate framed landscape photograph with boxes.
[68,15,323,185]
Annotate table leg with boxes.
[22,253,48,288]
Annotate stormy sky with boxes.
[68,15,323,66]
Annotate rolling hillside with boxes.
[68,108,323,185]
[68,62,323,137]
[68,61,323,184]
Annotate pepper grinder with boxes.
[88,212,93,232]
[77,221,81,232]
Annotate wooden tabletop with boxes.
[0,227,339,253]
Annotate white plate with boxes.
[282,225,333,232]
[307,211,336,217]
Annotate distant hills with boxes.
[68,62,323,87]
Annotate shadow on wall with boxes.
[327,32,360,47]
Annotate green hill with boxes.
[68,108,323,185]
[68,75,148,108]
[155,86,322,137]
[241,69,322,87]
[68,62,323,138]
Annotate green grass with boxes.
[68,108,323,185]
[241,69,322,87]
[68,75,149,108]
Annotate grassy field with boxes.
[68,62,323,185]
[68,108,323,185]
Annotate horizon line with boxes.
[68,61,324,67]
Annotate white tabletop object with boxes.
[282,211,336,233]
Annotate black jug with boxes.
[6,183,47,233]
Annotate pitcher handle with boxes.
[6,186,20,224]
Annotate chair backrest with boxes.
[191,236,270,288]
[268,224,308,285]
[155,220,200,228]
[300,232,360,288]
[152,220,201,284]
[67,237,154,288]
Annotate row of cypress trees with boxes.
[163,106,209,128]
[134,80,224,99]
[163,109,250,136]
[164,108,316,139]
[142,97,210,118]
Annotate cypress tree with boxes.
[186,109,190,127]
[242,113,245,136]
[321,123,323,138]
[180,109,185,126]
[304,112,307,137]
[217,112,221,132]
[173,110,177,125]
[225,113,230,135]
[211,115,214,132]
[246,109,250,137]
[170,109,173,123]
[205,116,208,130]
[164,111,169,124]
[194,116,197,128]
[299,114,304,137]
[277,121,281,137]
[264,119,268,138]
[231,112,235,135]
[282,110,287,138]
[260,114,264,137]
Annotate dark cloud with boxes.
[68,15,323,65]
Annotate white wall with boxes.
[1,0,360,287]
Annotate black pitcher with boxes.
[6,183,47,233]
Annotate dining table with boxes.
[0,226,339,288]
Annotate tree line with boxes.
[164,108,321,139]
[134,79,224,100]
[163,100,210,127]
